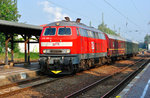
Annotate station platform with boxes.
[118,63,150,98]
[0,62,40,86]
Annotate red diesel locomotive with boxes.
[39,17,138,74]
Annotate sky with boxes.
[17,0,150,42]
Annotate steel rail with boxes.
[0,76,47,90]
[65,59,145,98]
[101,59,150,98]
[0,75,72,97]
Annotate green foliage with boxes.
[139,42,146,49]
[14,52,39,60]
[0,0,21,21]
[98,22,118,36]
[98,13,118,36]
[144,34,150,44]
[144,34,150,49]
[0,52,39,61]
[0,33,5,52]
[0,0,21,53]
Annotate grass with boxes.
[0,52,39,63]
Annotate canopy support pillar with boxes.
[11,35,14,62]
[27,35,31,64]
[5,35,11,65]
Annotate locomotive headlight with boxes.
[43,49,46,53]
[62,49,70,53]
[66,49,70,53]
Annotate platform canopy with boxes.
[0,19,43,66]
[0,19,43,36]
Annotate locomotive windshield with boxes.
[58,28,71,35]
[43,28,56,36]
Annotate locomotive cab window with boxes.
[43,28,56,36]
[58,28,71,35]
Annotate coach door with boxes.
[114,40,118,56]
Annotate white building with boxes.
[18,35,39,53]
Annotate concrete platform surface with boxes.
[0,62,40,86]
[118,63,150,98]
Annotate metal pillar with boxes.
[11,35,14,62]
[27,37,30,64]
[24,35,27,63]
[5,35,11,65]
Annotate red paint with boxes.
[39,26,108,55]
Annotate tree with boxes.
[98,13,118,36]
[0,0,21,53]
[144,34,150,49]
[144,34,150,44]
[98,23,118,35]
[0,0,20,21]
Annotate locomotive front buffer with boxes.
[39,53,79,74]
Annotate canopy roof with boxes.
[0,19,42,36]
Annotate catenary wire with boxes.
[103,0,138,26]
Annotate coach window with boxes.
[43,28,56,36]
[113,42,115,47]
[120,42,122,48]
[121,42,124,48]
[58,27,71,35]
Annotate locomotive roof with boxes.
[126,39,139,44]
[46,20,101,33]
[46,20,138,44]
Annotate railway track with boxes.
[101,59,150,98]
[65,58,149,98]
[0,75,71,98]
[0,56,148,98]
